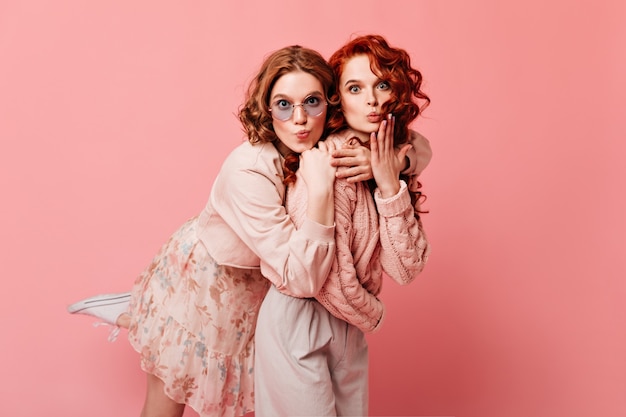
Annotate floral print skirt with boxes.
[127,216,270,417]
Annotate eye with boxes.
[275,99,292,110]
[304,96,321,106]
[377,81,390,91]
[348,85,361,94]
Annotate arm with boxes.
[211,144,335,298]
[314,178,385,333]
[402,130,432,177]
[298,140,336,227]
[330,128,432,182]
[375,181,430,285]
[371,117,430,285]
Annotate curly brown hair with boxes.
[239,45,339,143]
[238,45,339,184]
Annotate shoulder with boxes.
[223,140,279,164]
[212,141,286,200]
[221,141,283,177]
[409,130,430,148]
[325,129,360,147]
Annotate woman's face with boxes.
[270,71,327,156]
[338,54,392,142]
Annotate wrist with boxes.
[378,182,400,199]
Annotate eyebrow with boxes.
[343,79,360,87]
[271,91,324,101]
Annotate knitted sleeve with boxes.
[375,180,431,285]
[314,178,385,333]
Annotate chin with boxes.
[302,143,317,152]
[291,143,313,153]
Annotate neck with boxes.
[343,128,371,144]
[274,141,292,158]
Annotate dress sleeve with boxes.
[375,180,431,285]
[402,130,432,177]
[211,162,335,298]
[315,179,386,333]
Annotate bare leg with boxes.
[140,373,185,417]
[116,312,131,329]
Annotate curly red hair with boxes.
[327,34,430,147]
[328,34,430,218]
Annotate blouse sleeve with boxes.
[211,160,335,298]
[402,130,432,177]
[315,179,386,333]
[375,180,431,285]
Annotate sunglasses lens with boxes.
[303,102,324,117]
[271,100,326,121]
[271,103,292,121]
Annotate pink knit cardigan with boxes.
[285,130,431,333]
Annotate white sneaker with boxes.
[67,292,131,326]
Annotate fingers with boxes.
[387,114,395,148]
[326,139,336,154]
[371,115,396,166]
[338,172,372,183]
[379,114,394,152]
[331,157,358,167]
[335,165,369,180]
[316,139,337,155]
[332,148,359,158]
[331,147,368,167]
[370,130,379,157]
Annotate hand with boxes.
[299,139,337,193]
[370,114,411,198]
[331,141,373,183]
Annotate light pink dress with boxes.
[126,141,335,417]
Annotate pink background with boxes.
[1,1,625,416]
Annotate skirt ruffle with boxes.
[127,216,269,417]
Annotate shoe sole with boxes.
[67,293,131,313]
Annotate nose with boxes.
[366,89,378,107]
[292,104,307,124]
